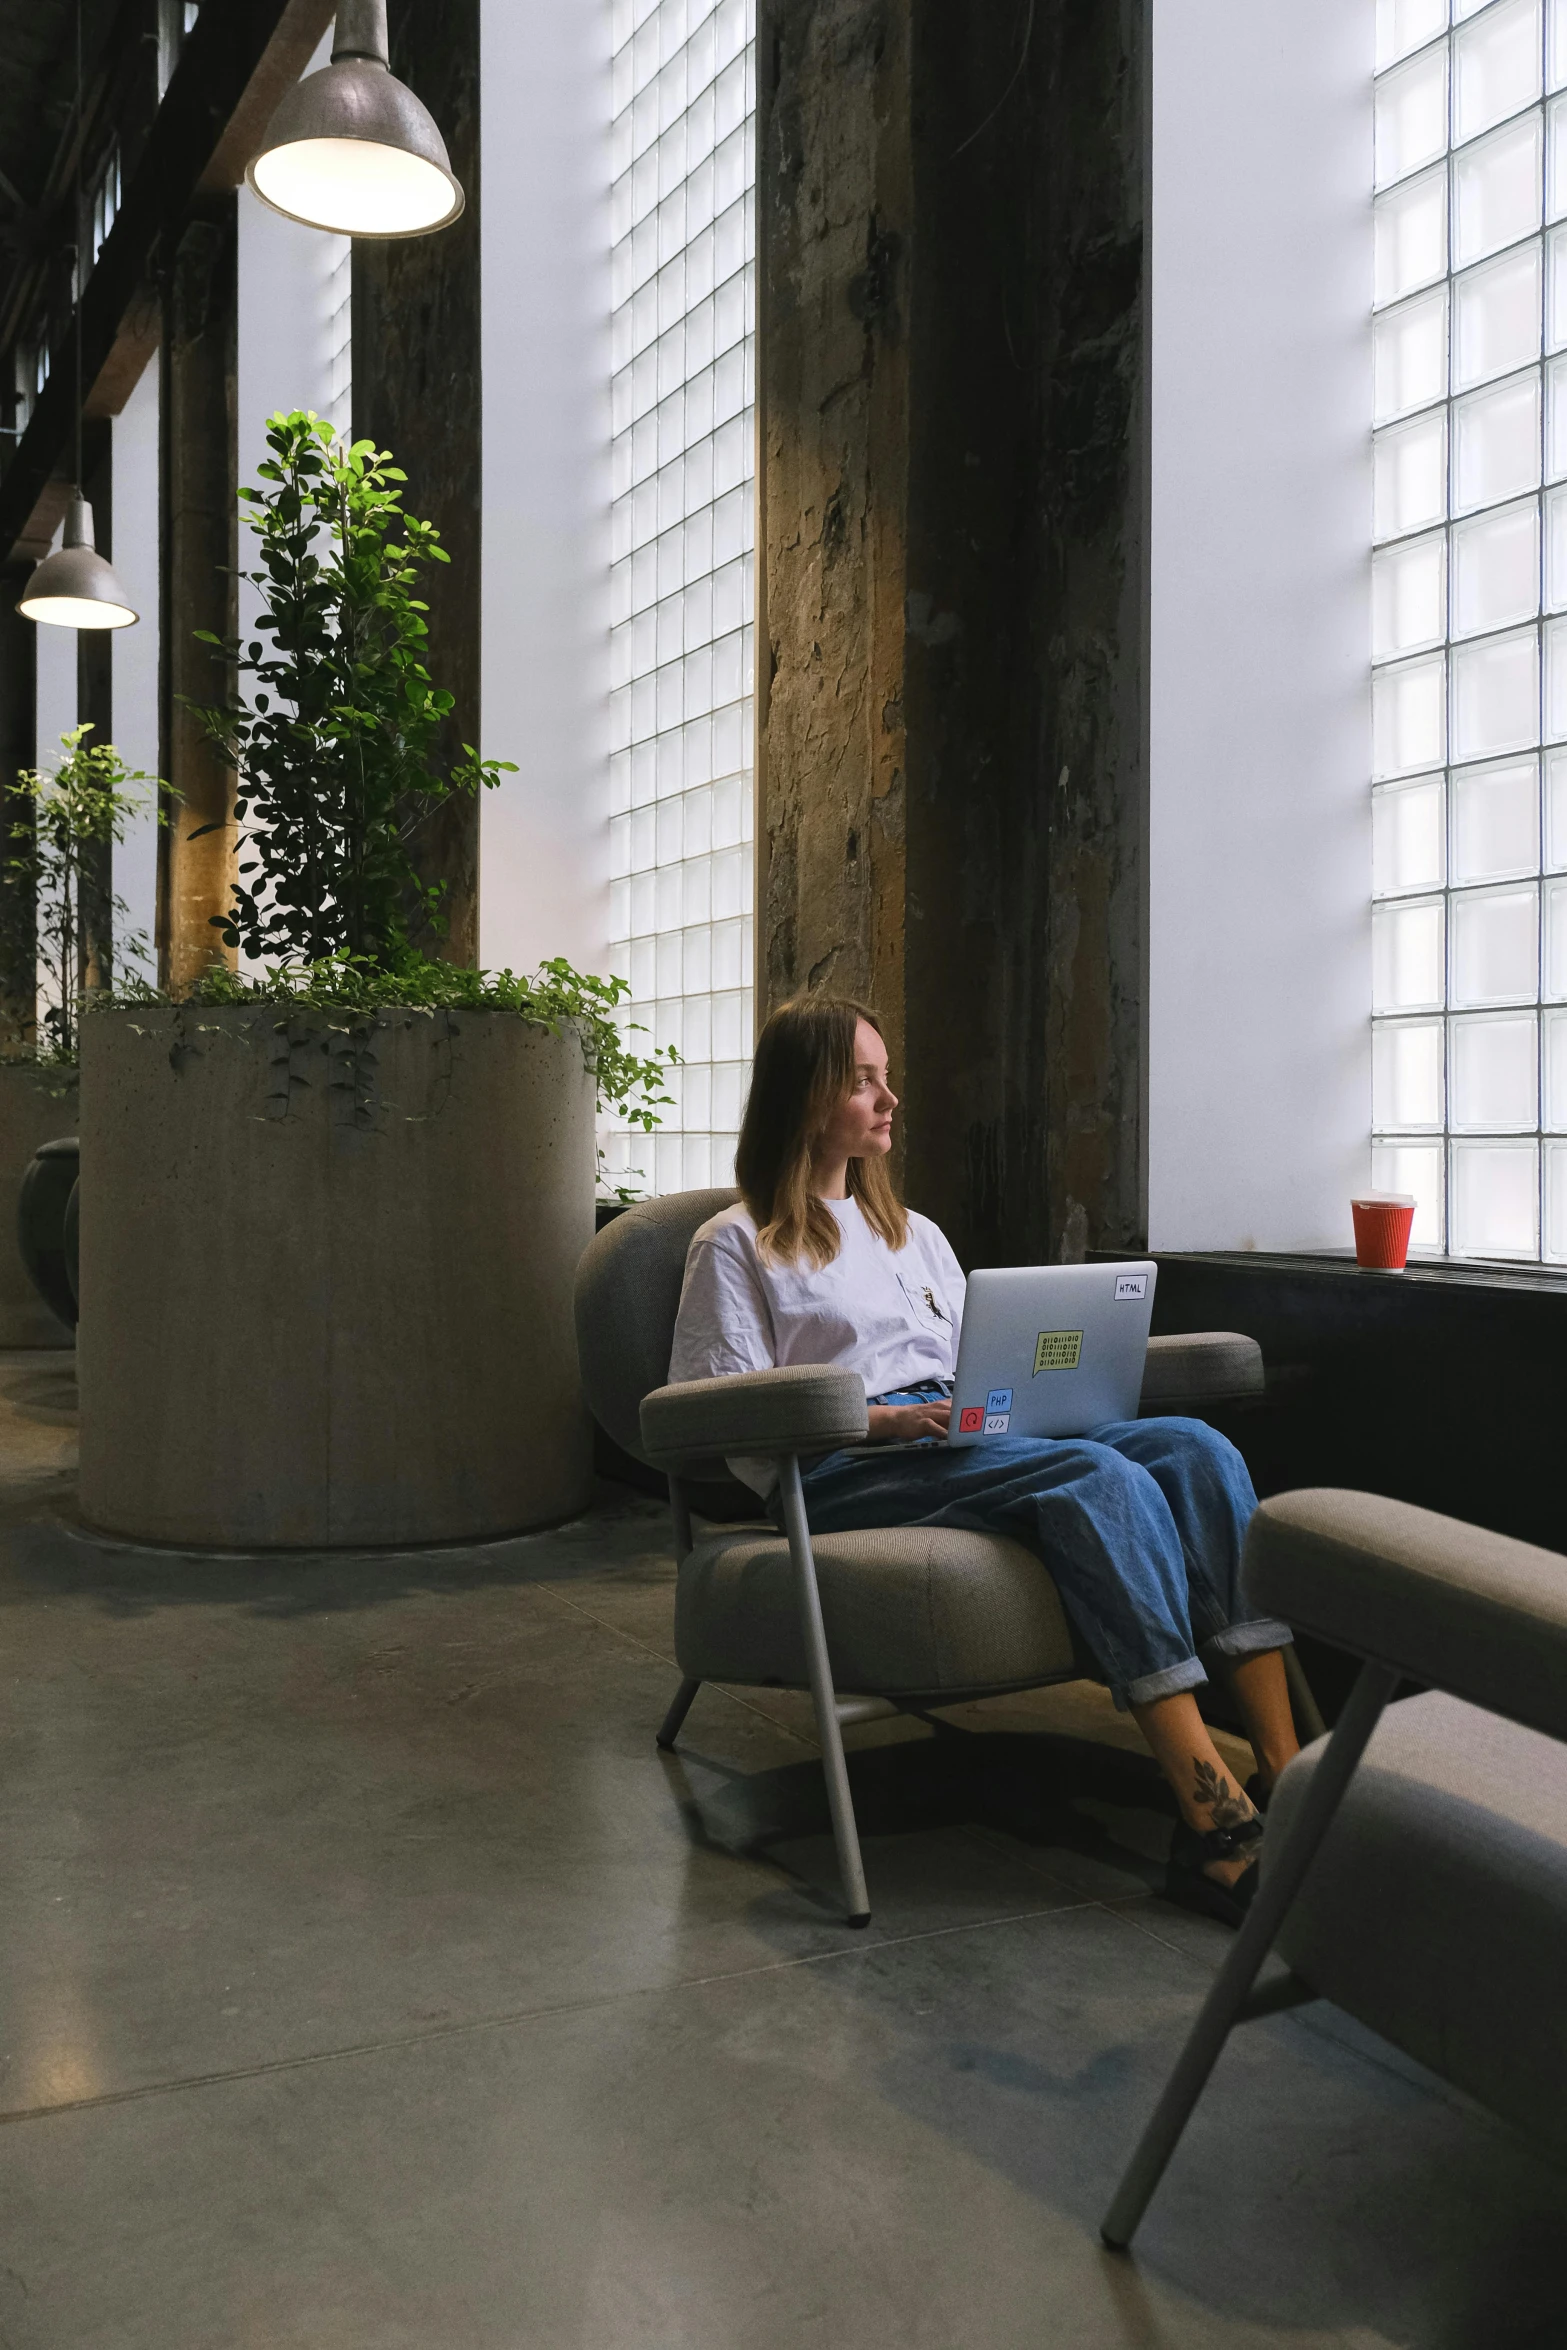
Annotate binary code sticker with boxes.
[958,1405,985,1433]
[1114,1272,1148,1301]
[1033,1329,1084,1375]
[984,1412,1011,1434]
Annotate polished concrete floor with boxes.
[0,1348,1561,2348]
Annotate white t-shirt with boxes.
[668,1197,967,1493]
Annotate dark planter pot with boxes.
[0,1062,79,1343]
[17,1135,80,1331]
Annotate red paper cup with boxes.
[1352,1193,1416,1271]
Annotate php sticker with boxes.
[986,1387,1013,1414]
[958,1405,985,1433]
[1033,1329,1083,1375]
[984,1412,1011,1434]
[1114,1272,1148,1301]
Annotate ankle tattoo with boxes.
[1192,1758,1253,1832]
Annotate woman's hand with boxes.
[867,1399,951,1444]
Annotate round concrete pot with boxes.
[0,1061,79,1345]
[78,1004,595,1548]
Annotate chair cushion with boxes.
[1271,1691,1567,2162]
[675,1523,1078,1698]
[1140,1330,1263,1411]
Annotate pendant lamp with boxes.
[18,493,136,630]
[246,0,464,238]
[17,0,139,632]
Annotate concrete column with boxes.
[0,566,37,1048]
[158,197,239,992]
[352,0,482,965]
[758,0,1147,1265]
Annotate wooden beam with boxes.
[157,197,238,992]
[351,0,482,965]
[0,0,328,566]
[0,564,37,1047]
[759,0,1149,1263]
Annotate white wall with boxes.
[112,356,161,967]
[478,0,611,979]
[1148,0,1374,1251]
[30,592,77,785]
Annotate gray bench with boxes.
[1104,1487,1567,2246]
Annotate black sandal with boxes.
[1165,1815,1264,1930]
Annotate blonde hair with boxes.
[734,994,909,1268]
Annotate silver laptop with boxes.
[946,1261,1157,1445]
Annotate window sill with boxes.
[1150,1249,1567,1301]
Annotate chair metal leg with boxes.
[656,1677,701,1750]
[1283,1644,1328,1743]
[777,1452,871,1926]
[1100,1657,1400,2250]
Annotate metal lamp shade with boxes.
[17,496,137,630]
[246,1,463,238]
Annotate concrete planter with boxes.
[0,1061,78,1345]
[78,1005,595,1547]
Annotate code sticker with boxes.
[986,1387,1013,1413]
[984,1412,1011,1434]
[1114,1272,1149,1301]
[1033,1329,1084,1375]
[958,1405,985,1433]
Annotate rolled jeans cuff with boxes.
[1203,1619,1293,1665]
[1116,1654,1208,1713]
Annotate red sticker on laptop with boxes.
[958,1406,985,1433]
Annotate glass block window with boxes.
[603,0,757,1197]
[1372,0,1567,1261]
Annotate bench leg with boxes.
[778,1453,871,1926]
[656,1678,701,1750]
[1101,1658,1400,2249]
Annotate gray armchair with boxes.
[1103,1488,1567,2248]
[575,1188,1269,1925]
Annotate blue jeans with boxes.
[787,1382,1291,1710]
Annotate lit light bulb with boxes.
[17,496,138,631]
[246,0,463,240]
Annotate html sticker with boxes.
[984,1412,1011,1434]
[1114,1272,1149,1301]
[985,1387,1013,1414]
[958,1405,985,1433]
[1033,1329,1084,1375]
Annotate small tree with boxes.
[189,410,513,969]
[3,726,161,1062]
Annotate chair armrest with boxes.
[640,1365,869,1469]
[1245,1489,1567,1742]
[1140,1331,1264,1411]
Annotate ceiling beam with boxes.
[0,0,334,564]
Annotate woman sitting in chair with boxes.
[669,992,1300,1926]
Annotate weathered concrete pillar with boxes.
[759,0,1147,1265]
[0,565,37,1048]
[352,0,481,964]
[158,196,239,991]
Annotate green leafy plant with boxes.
[188,409,515,968]
[3,725,163,1063]
[153,408,676,1197]
[100,953,678,1197]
